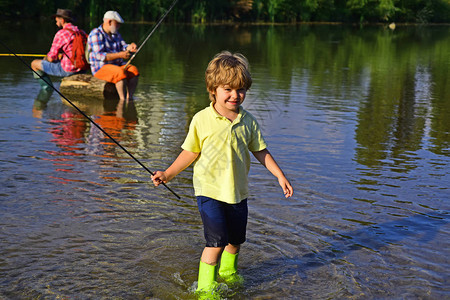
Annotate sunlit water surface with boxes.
[1,23,449,299]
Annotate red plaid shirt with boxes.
[47,23,84,72]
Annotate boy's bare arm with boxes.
[152,150,199,186]
[252,149,294,198]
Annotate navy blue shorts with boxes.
[197,196,248,248]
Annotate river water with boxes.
[1,22,449,299]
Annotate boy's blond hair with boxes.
[205,51,252,103]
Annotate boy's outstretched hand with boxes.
[151,171,167,186]
[279,177,294,198]
[151,150,199,187]
[252,149,294,198]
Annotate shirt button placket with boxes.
[230,124,236,143]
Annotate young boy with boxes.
[151,51,293,295]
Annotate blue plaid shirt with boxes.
[87,25,128,74]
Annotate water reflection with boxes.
[355,65,427,169]
[245,211,448,298]
[32,88,54,119]
[1,23,449,299]
[86,99,138,157]
[32,90,139,185]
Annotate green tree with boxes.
[1,0,449,23]
[377,0,399,21]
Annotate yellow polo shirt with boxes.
[182,103,267,204]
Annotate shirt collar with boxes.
[62,23,74,30]
[209,102,245,123]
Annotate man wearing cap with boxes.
[31,9,87,90]
[87,11,139,101]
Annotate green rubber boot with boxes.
[218,251,244,286]
[196,261,220,299]
[33,70,53,91]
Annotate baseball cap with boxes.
[103,11,124,23]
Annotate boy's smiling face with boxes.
[213,85,247,114]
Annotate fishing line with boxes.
[124,0,178,68]
[0,40,181,199]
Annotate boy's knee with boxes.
[225,244,240,254]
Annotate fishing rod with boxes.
[0,53,46,57]
[0,40,181,200]
[124,0,178,69]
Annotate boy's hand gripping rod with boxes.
[0,40,181,199]
[124,0,178,69]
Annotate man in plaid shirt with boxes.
[31,9,86,90]
[87,11,139,101]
